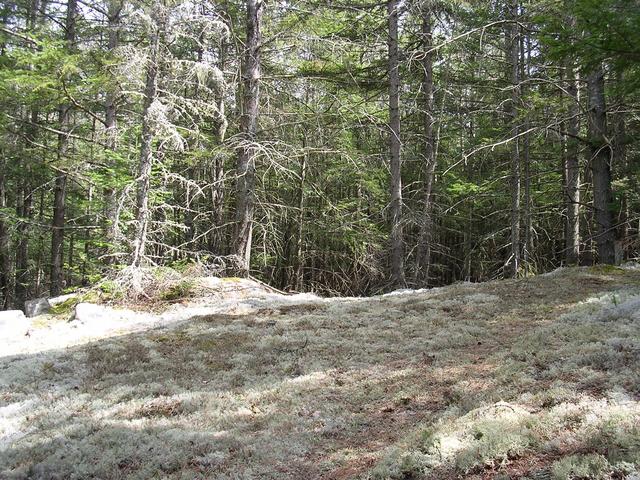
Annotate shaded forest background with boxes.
[0,0,638,307]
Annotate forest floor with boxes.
[1,266,640,479]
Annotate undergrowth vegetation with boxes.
[87,265,210,307]
[1,267,639,479]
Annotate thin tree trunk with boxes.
[210,21,228,255]
[15,180,33,307]
[414,5,437,286]
[506,0,521,277]
[387,0,405,287]
[0,161,10,309]
[521,24,532,275]
[50,0,77,296]
[234,0,263,275]
[612,72,627,262]
[215,24,229,145]
[14,0,43,306]
[50,170,67,296]
[294,133,308,291]
[0,0,11,309]
[132,6,162,267]
[586,65,615,264]
[68,231,74,271]
[103,0,122,262]
[565,64,581,265]
[211,157,225,253]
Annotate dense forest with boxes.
[0,0,638,306]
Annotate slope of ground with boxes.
[1,266,639,479]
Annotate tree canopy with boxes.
[0,0,638,306]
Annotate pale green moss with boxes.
[455,417,535,472]
[551,453,610,480]
[49,297,80,315]
[159,280,195,301]
[588,265,625,275]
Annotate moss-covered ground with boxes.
[1,267,639,479]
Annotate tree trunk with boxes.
[15,180,33,307]
[103,0,122,262]
[294,133,308,291]
[234,0,263,275]
[15,1,44,305]
[50,0,77,296]
[414,5,437,286]
[211,156,225,254]
[612,72,627,261]
[565,64,581,265]
[387,0,405,287]
[521,25,532,275]
[506,0,521,278]
[210,20,228,255]
[586,65,615,264]
[131,6,162,267]
[0,161,10,309]
[0,0,11,309]
[50,171,67,296]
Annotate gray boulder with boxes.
[24,298,52,318]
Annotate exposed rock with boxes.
[24,298,51,318]
[0,310,29,336]
[49,293,78,306]
[72,302,148,324]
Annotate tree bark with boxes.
[15,177,33,307]
[15,1,43,305]
[414,5,437,286]
[234,0,263,275]
[521,25,532,275]
[0,161,10,309]
[565,64,581,265]
[612,72,627,262]
[50,0,77,296]
[103,0,122,262]
[387,0,405,287]
[131,5,162,267]
[294,133,308,291]
[210,19,228,255]
[50,169,67,296]
[211,156,225,254]
[0,10,11,309]
[586,65,615,264]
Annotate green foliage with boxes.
[98,280,118,295]
[539,0,640,89]
[0,0,638,305]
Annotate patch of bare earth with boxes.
[1,267,639,479]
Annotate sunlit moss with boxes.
[2,267,639,479]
